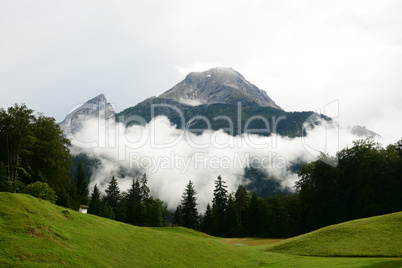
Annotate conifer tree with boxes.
[201,203,213,234]
[247,192,262,237]
[235,184,249,229]
[105,176,120,213]
[140,173,149,203]
[224,195,238,236]
[75,161,89,205]
[212,175,228,234]
[88,184,101,215]
[181,180,198,229]
[99,196,115,219]
[127,179,143,225]
[146,197,164,227]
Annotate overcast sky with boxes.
[1,0,401,144]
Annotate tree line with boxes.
[86,173,166,227]
[173,139,402,238]
[174,176,299,238]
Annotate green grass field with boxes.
[0,193,401,267]
[268,211,402,257]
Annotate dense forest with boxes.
[1,104,401,238]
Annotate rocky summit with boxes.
[59,94,115,133]
[160,67,282,109]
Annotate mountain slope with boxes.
[268,211,402,257]
[116,97,324,137]
[160,67,282,109]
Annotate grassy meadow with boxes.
[268,211,402,257]
[0,193,401,267]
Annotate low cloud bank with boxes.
[69,115,366,211]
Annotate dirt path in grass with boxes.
[221,238,284,246]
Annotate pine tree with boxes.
[75,161,89,205]
[146,197,164,227]
[235,184,249,229]
[224,195,238,237]
[181,180,198,229]
[127,179,143,225]
[140,173,149,203]
[247,192,264,237]
[88,184,101,215]
[68,180,79,210]
[115,191,128,222]
[105,176,120,213]
[212,175,228,234]
[99,197,115,219]
[201,203,213,234]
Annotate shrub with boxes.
[24,181,58,203]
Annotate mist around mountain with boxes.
[60,67,384,211]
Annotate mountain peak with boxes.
[186,67,242,79]
[87,93,107,103]
[59,94,115,134]
[160,67,282,109]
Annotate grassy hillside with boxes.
[268,211,402,257]
[1,193,401,267]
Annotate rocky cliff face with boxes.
[59,94,115,134]
[160,67,282,110]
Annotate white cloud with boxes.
[69,114,371,212]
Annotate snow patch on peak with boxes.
[178,98,205,106]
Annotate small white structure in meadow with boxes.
[79,205,89,214]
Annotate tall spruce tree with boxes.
[235,184,249,229]
[181,180,198,229]
[88,184,101,215]
[127,179,144,225]
[201,203,213,234]
[140,173,149,203]
[212,175,228,234]
[223,195,238,236]
[105,176,120,213]
[75,161,89,205]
